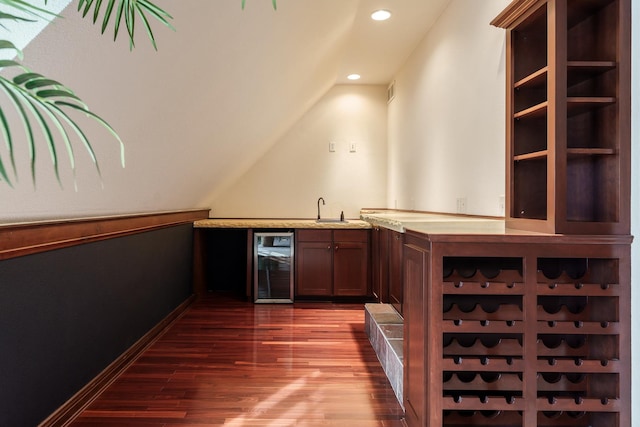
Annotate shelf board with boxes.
[567,60,616,70]
[513,150,548,162]
[515,66,547,89]
[514,62,615,92]
[567,148,617,156]
[568,61,617,88]
[515,98,614,120]
[567,97,616,116]
[514,101,548,119]
[513,148,615,161]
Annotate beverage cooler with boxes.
[253,231,294,303]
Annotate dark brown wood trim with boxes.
[38,294,197,427]
[490,0,544,28]
[0,209,210,260]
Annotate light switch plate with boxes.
[349,142,357,152]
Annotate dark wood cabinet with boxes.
[402,230,631,427]
[295,229,370,298]
[491,0,630,234]
[388,229,404,314]
[371,226,403,312]
[403,234,429,427]
[296,236,333,296]
[371,226,389,302]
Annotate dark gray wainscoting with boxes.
[0,224,194,427]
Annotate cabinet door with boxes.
[388,230,403,313]
[371,227,389,302]
[333,240,369,296]
[295,241,333,296]
[403,242,427,427]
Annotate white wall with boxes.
[210,85,387,219]
[387,0,509,215]
[0,0,359,223]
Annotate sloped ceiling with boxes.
[0,0,449,222]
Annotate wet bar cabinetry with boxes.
[371,226,404,313]
[491,0,631,234]
[402,230,631,427]
[295,229,370,298]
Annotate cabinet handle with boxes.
[327,245,332,250]
[335,244,339,251]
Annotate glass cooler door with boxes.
[254,232,294,303]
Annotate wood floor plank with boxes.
[68,294,404,426]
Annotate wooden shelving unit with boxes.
[403,232,631,427]
[492,0,630,234]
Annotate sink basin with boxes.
[316,218,349,223]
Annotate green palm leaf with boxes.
[0,0,176,188]
[0,0,281,189]
[0,57,121,186]
[0,107,14,185]
[242,0,277,10]
[77,0,173,50]
[0,78,37,183]
[0,0,56,20]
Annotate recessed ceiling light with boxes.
[371,9,391,21]
[347,74,361,81]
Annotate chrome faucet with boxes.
[317,197,325,220]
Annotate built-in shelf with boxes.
[497,0,630,234]
[567,97,616,116]
[567,148,616,156]
[514,66,547,89]
[514,101,547,119]
[513,150,548,162]
[567,61,617,87]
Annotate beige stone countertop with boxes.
[193,218,372,229]
[359,209,507,234]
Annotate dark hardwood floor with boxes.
[69,293,405,426]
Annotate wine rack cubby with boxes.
[535,257,622,427]
[412,246,631,427]
[442,257,526,425]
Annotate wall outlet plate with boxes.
[456,197,467,214]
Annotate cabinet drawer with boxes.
[296,229,331,242]
[334,229,369,242]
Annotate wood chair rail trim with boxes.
[0,209,210,260]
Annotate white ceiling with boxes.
[335,0,451,84]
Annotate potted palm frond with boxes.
[0,0,275,188]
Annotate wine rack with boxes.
[535,257,622,427]
[431,251,629,427]
[442,257,525,426]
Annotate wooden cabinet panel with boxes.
[296,229,331,242]
[371,227,381,301]
[295,229,370,298]
[296,238,333,297]
[334,240,369,296]
[388,230,403,314]
[403,238,428,427]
